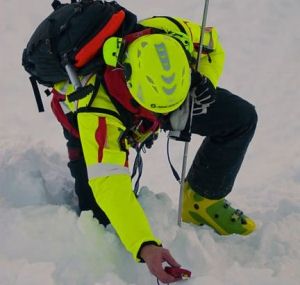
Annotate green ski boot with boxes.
[182,183,256,235]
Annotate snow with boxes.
[1,0,300,284]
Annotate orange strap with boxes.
[74,10,126,68]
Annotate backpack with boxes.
[22,0,137,111]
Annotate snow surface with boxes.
[1,0,300,284]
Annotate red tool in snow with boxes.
[165,266,192,280]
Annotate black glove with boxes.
[191,71,216,115]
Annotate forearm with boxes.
[89,174,161,261]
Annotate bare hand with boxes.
[140,245,181,284]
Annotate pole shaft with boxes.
[177,0,210,227]
[177,142,190,226]
[65,64,81,110]
[196,0,210,70]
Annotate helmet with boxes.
[123,34,191,113]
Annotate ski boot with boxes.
[182,183,256,235]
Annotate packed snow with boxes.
[1,0,300,284]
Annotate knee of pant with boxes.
[247,104,258,127]
[237,101,258,134]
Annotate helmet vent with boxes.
[136,85,144,102]
[181,67,187,86]
[146,76,159,93]
[146,76,154,84]
[152,85,159,93]
[141,41,148,48]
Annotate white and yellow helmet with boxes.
[122,34,191,113]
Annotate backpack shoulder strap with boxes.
[76,73,125,124]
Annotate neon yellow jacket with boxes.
[53,17,225,261]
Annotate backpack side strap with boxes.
[29,76,45,112]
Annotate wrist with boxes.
[137,241,161,262]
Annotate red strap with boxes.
[68,147,82,161]
[95,117,107,162]
[74,10,126,68]
[103,67,158,125]
[123,28,153,44]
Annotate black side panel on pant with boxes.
[63,127,110,226]
[187,88,258,199]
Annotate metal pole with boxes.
[65,63,82,110]
[177,0,210,226]
[177,99,194,226]
[196,0,210,70]
[65,64,82,90]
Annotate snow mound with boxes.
[0,143,299,285]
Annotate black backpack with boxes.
[22,0,137,111]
